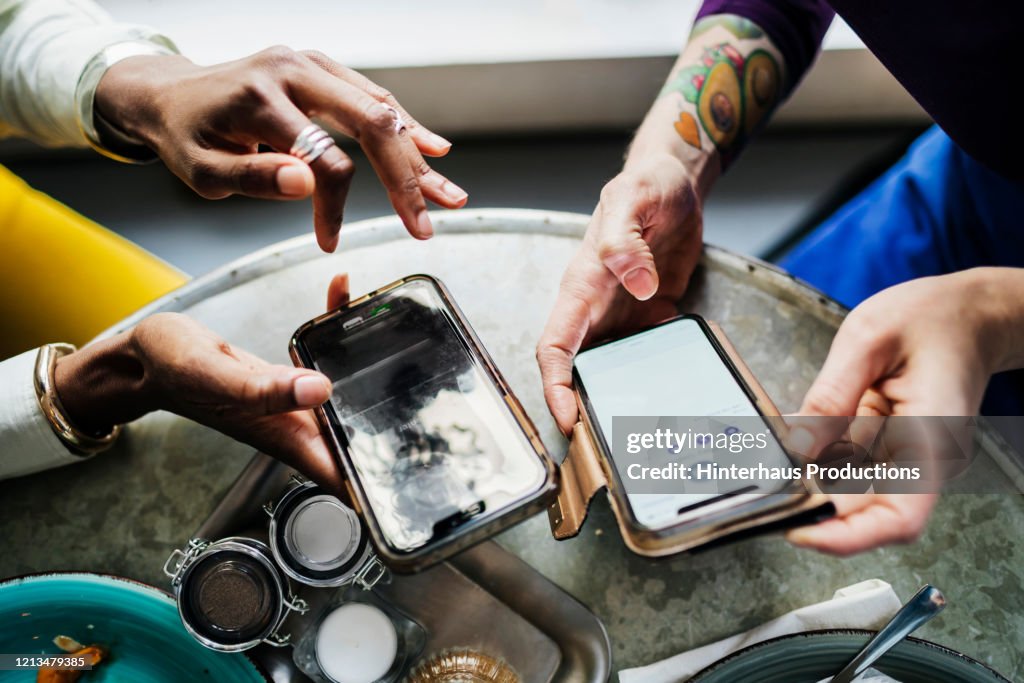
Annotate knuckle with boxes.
[598,182,620,205]
[596,234,637,263]
[803,383,846,416]
[535,343,553,366]
[595,238,617,262]
[842,306,871,332]
[255,45,299,69]
[414,160,431,177]
[535,338,570,372]
[372,85,394,102]
[845,318,888,355]
[300,48,329,64]
[362,101,395,134]
[844,304,886,338]
[236,157,266,192]
[239,374,270,412]
[233,76,280,109]
[397,174,421,196]
[600,174,646,203]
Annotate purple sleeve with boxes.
[695,0,835,92]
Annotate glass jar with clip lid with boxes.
[163,535,309,652]
[265,475,388,590]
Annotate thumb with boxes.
[195,150,315,200]
[593,205,659,301]
[229,366,332,415]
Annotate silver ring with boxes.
[383,105,406,134]
[289,124,335,165]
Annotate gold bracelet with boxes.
[33,344,123,457]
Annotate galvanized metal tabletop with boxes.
[1,209,1022,680]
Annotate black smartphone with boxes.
[290,275,556,572]
[573,314,798,533]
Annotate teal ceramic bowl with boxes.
[689,630,1010,683]
[0,572,268,682]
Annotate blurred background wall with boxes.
[0,0,929,276]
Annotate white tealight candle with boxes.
[316,603,398,683]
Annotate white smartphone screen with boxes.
[574,317,792,529]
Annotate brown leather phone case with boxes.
[547,321,833,557]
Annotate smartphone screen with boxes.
[574,316,793,530]
[294,277,549,556]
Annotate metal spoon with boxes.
[828,585,946,683]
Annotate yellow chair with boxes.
[0,164,188,359]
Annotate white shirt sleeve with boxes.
[0,347,91,480]
[0,0,177,148]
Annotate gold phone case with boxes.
[547,321,833,557]
[290,275,558,573]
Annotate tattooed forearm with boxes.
[659,14,784,162]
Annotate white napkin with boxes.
[619,579,902,683]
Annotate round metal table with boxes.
[1,209,1022,679]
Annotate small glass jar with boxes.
[292,586,425,683]
[266,477,387,589]
[163,536,307,652]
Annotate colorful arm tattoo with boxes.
[660,14,784,164]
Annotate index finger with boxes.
[299,50,452,157]
[240,96,355,252]
[326,273,351,311]
[288,68,438,239]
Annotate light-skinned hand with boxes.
[537,154,704,434]
[784,269,1018,555]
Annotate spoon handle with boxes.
[830,585,946,683]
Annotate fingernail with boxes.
[788,427,815,455]
[445,182,468,204]
[276,165,310,196]
[416,212,434,239]
[429,132,452,151]
[294,375,330,406]
[623,268,657,300]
